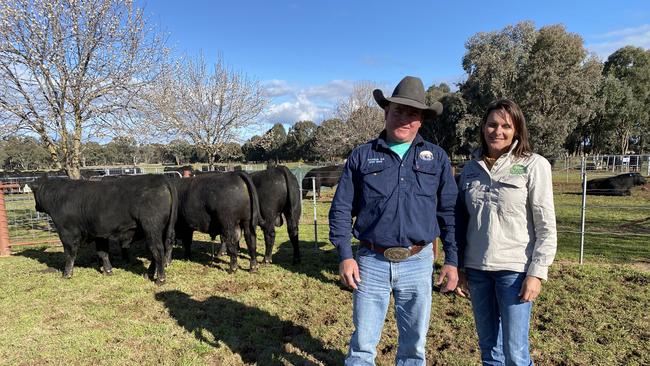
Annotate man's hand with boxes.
[519,275,542,302]
[454,271,469,298]
[435,264,458,293]
[339,258,361,290]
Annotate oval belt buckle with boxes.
[383,247,410,262]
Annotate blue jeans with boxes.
[346,244,433,366]
[466,268,534,366]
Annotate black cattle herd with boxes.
[20,166,646,283]
[27,165,316,284]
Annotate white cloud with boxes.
[260,79,358,127]
[262,79,294,97]
[587,24,650,60]
[263,92,332,125]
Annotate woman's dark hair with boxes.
[480,99,532,157]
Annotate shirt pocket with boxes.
[360,163,392,199]
[497,175,528,213]
[462,179,486,210]
[412,161,439,196]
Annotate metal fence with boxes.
[2,162,648,265]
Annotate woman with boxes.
[455,99,557,366]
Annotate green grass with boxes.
[0,175,648,365]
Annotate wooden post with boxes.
[0,185,12,257]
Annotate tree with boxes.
[104,136,138,165]
[460,21,537,115]
[335,81,384,147]
[516,25,603,157]
[420,93,468,159]
[0,136,50,170]
[284,120,317,160]
[460,22,603,157]
[0,0,166,178]
[242,135,265,162]
[145,53,268,169]
[425,83,451,106]
[311,118,350,161]
[599,76,644,154]
[215,142,243,162]
[166,139,193,166]
[603,46,650,153]
[81,141,107,167]
[251,123,287,162]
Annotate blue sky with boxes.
[139,0,650,135]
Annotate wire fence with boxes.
[1,162,648,265]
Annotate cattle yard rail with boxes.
[0,182,61,256]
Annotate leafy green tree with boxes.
[81,142,108,166]
[460,21,537,115]
[603,46,650,153]
[1,136,50,170]
[105,136,138,165]
[516,25,603,157]
[284,120,318,160]
[420,93,468,159]
[425,83,451,106]
[166,139,193,166]
[311,118,350,161]
[242,135,266,162]
[215,142,243,162]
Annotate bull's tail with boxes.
[234,171,264,231]
[164,177,179,262]
[279,166,301,224]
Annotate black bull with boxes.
[586,172,647,196]
[251,166,302,264]
[29,175,177,285]
[301,165,343,198]
[173,171,263,273]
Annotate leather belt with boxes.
[360,240,427,262]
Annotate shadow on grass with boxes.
[270,239,347,288]
[169,239,273,273]
[156,290,345,365]
[15,243,148,277]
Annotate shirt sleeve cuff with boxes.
[527,263,549,281]
[336,244,354,261]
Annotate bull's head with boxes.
[27,177,47,213]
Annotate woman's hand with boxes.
[519,275,542,302]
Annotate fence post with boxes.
[579,157,587,265]
[312,177,318,250]
[0,185,11,257]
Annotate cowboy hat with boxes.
[373,76,443,117]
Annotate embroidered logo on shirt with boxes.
[510,164,527,175]
[419,150,433,161]
[367,157,384,164]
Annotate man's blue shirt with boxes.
[328,132,459,266]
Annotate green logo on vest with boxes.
[510,164,527,175]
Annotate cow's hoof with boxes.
[249,263,259,273]
[62,273,72,279]
[155,278,166,286]
[262,258,272,265]
[227,267,237,274]
[218,251,227,257]
[103,269,113,276]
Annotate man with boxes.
[329,76,459,365]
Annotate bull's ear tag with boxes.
[510,164,527,175]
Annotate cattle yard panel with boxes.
[0,178,62,252]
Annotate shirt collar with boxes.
[375,130,425,151]
[472,139,520,160]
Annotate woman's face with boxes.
[483,109,516,158]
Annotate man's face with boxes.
[384,103,422,143]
